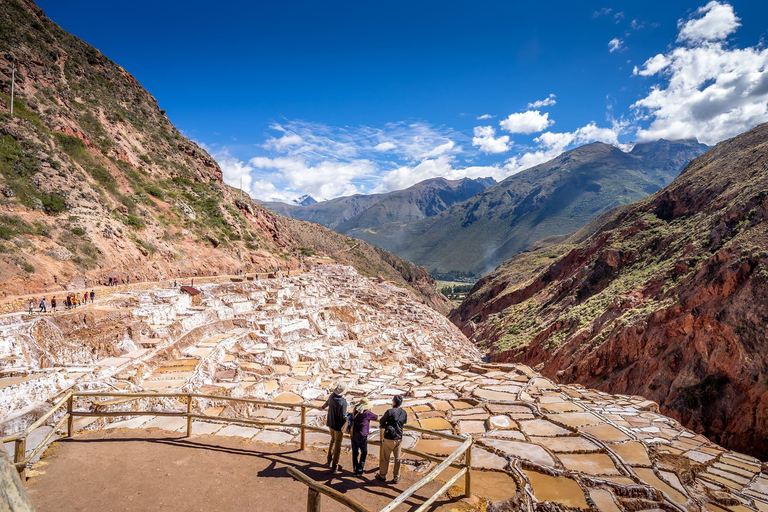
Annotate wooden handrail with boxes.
[3,388,475,510]
[379,436,472,512]
[1,391,73,443]
[287,466,372,512]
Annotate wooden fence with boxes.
[1,390,473,511]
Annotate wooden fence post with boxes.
[67,395,74,437]
[300,405,306,450]
[186,394,193,437]
[464,442,472,498]
[307,488,321,512]
[14,438,26,479]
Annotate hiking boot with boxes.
[393,476,401,484]
[375,473,387,482]
[332,464,343,474]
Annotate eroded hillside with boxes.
[451,122,768,459]
[0,0,449,311]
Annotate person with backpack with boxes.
[90,290,95,303]
[321,382,348,473]
[39,297,47,313]
[349,397,377,476]
[376,395,407,484]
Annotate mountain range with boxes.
[0,0,450,312]
[451,122,768,458]
[267,140,708,279]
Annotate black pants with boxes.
[351,433,368,473]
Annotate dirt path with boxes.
[26,430,471,512]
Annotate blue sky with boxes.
[37,1,768,202]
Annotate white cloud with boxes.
[373,156,505,193]
[633,54,671,76]
[677,1,740,44]
[477,114,495,120]
[472,126,511,154]
[608,38,624,53]
[633,2,768,144]
[374,141,396,151]
[499,110,553,134]
[504,121,624,174]
[420,140,456,159]
[249,156,372,200]
[527,94,557,108]
[593,7,612,18]
[208,148,254,195]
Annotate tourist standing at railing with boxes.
[321,382,348,473]
[376,395,407,484]
[350,397,377,476]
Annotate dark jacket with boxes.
[380,407,407,440]
[323,392,348,431]
[352,410,378,437]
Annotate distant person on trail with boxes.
[108,277,112,286]
[39,298,47,313]
[191,278,194,287]
[84,292,88,305]
[321,382,348,473]
[65,295,71,310]
[376,395,407,484]
[28,300,34,315]
[90,290,95,303]
[127,275,130,285]
[350,397,378,476]
[173,280,177,288]
[51,297,57,313]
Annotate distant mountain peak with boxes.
[294,195,318,206]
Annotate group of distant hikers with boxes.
[28,290,95,314]
[107,276,130,286]
[321,382,407,482]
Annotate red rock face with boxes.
[452,122,768,458]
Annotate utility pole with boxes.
[9,62,14,118]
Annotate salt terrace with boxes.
[1,264,767,511]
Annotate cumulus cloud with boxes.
[633,2,768,144]
[633,54,671,76]
[373,156,505,193]
[249,156,372,200]
[499,110,553,134]
[472,126,511,154]
[374,141,396,151]
[677,1,740,44]
[504,121,624,174]
[528,94,557,109]
[608,38,624,53]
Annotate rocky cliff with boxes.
[0,0,450,311]
[451,123,768,458]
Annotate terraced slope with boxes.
[451,122,768,458]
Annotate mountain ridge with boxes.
[450,122,768,457]
[346,139,708,278]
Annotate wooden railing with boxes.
[1,390,474,511]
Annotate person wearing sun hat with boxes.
[350,397,378,476]
[321,382,348,473]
